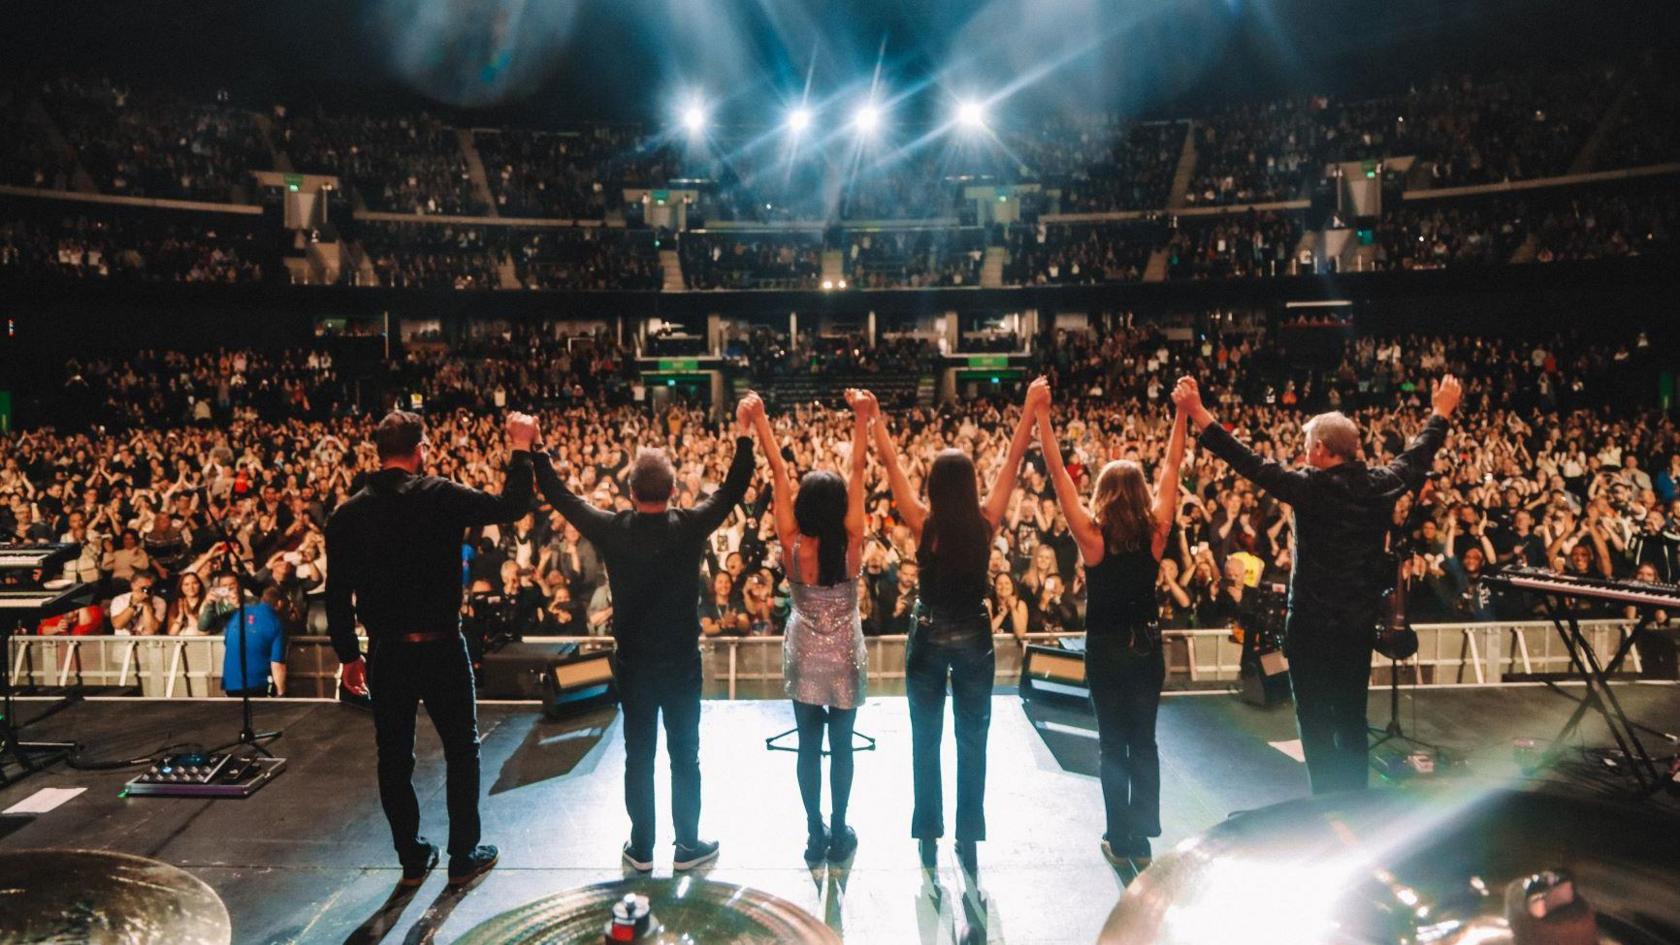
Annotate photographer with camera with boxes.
[110,572,167,636]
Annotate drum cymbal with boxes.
[0,849,231,945]
[1099,786,1680,945]
[453,876,840,945]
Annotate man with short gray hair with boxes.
[1175,374,1461,794]
[532,396,761,874]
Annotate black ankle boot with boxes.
[918,838,937,869]
[804,823,829,864]
[827,825,858,863]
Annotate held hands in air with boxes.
[505,412,539,452]
[736,391,765,435]
[1432,374,1463,419]
[1025,376,1051,418]
[844,388,879,420]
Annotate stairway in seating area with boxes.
[660,249,686,291]
[1167,121,1198,209]
[979,246,1006,288]
[1142,248,1170,282]
[456,128,499,218]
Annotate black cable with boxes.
[64,740,204,771]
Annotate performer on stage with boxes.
[749,389,873,865]
[531,395,759,874]
[1033,378,1187,868]
[1176,375,1461,794]
[871,378,1046,875]
[326,409,538,888]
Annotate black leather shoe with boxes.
[673,839,719,872]
[918,839,937,869]
[447,844,499,887]
[399,840,439,887]
[1127,836,1153,870]
[804,824,830,864]
[826,826,858,863]
[956,839,978,876]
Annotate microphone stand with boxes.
[206,512,281,757]
[1368,480,1445,762]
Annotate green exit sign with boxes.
[652,189,670,206]
[966,355,1009,369]
[656,358,698,372]
[0,391,10,434]
[284,173,304,193]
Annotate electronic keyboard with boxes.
[1482,566,1680,610]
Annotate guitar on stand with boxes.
[1369,484,1446,773]
[0,543,96,786]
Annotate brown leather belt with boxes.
[394,630,457,644]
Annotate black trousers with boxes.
[367,635,481,861]
[616,652,703,852]
[1285,626,1372,794]
[1085,630,1166,842]
[905,627,995,841]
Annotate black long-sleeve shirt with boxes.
[1197,415,1448,638]
[533,438,754,663]
[325,453,534,663]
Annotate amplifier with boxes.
[1020,643,1090,706]
[480,643,616,717]
[1240,650,1292,707]
[125,752,286,798]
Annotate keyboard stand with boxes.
[1539,598,1662,793]
[0,621,78,787]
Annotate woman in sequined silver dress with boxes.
[748,388,873,865]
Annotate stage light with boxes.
[787,107,812,133]
[681,103,706,135]
[853,104,881,135]
[957,100,986,130]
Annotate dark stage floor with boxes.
[1,682,1677,945]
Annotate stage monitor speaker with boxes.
[1240,650,1291,707]
[544,649,616,718]
[481,643,616,716]
[1020,643,1090,706]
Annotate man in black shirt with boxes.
[532,395,758,874]
[326,409,537,888]
[1177,375,1459,794]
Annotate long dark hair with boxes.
[921,449,991,586]
[794,470,849,586]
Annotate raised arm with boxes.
[871,403,928,539]
[983,378,1049,530]
[1035,386,1104,566]
[1181,378,1312,507]
[1154,381,1192,544]
[843,389,874,540]
[749,393,797,546]
[441,413,537,528]
[1383,374,1460,491]
[690,395,760,536]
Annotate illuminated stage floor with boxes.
[1,682,1675,944]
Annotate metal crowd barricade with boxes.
[5,619,1648,701]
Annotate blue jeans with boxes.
[905,623,995,841]
[616,652,704,851]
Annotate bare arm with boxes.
[983,379,1049,530]
[871,410,928,539]
[844,390,873,543]
[750,396,797,546]
[1151,401,1190,559]
[1035,400,1103,565]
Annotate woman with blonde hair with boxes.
[1033,377,1189,869]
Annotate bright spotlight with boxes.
[681,104,706,134]
[957,100,986,129]
[853,104,880,135]
[787,107,812,133]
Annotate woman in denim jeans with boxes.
[870,378,1047,875]
[1034,377,1189,870]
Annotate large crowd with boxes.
[4,322,1673,651]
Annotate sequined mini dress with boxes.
[783,536,868,709]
